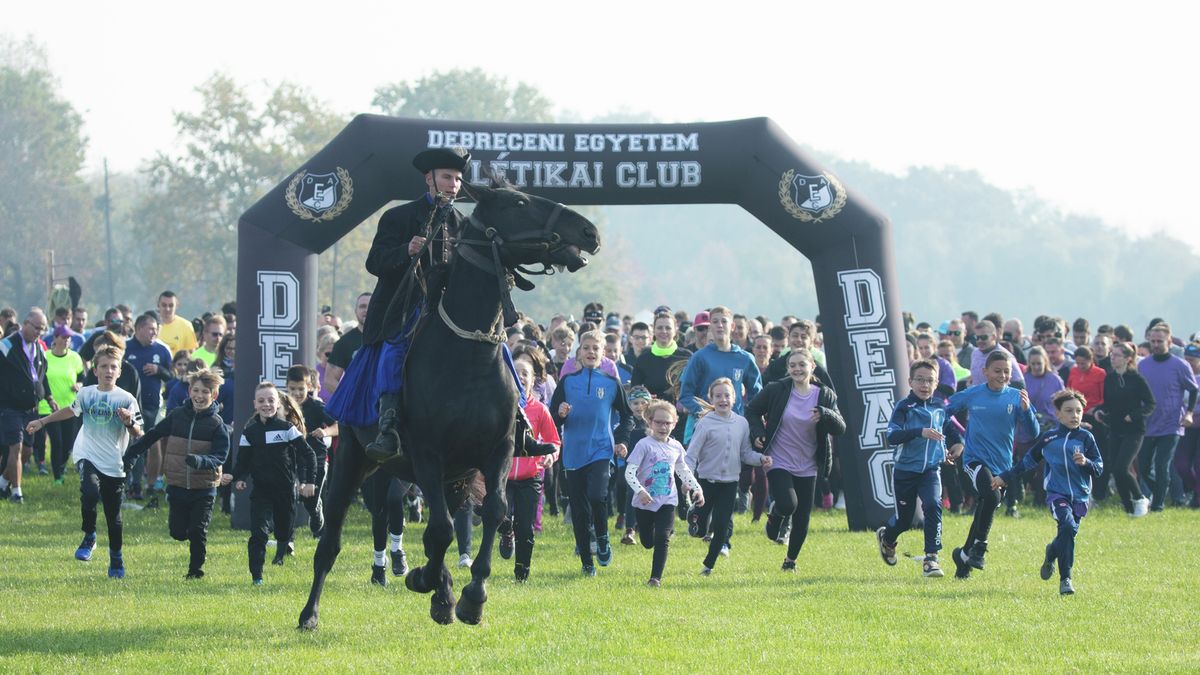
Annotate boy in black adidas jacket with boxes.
[233,382,316,584]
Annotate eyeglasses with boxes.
[947,330,962,336]
[649,418,675,427]
[911,377,936,385]
[977,334,994,341]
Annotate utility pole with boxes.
[104,158,115,308]
[330,241,339,316]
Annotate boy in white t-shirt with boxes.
[27,346,143,578]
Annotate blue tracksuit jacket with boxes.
[1000,424,1104,503]
[886,392,963,474]
[946,384,1039,474]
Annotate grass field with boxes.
[2,472,1197,673]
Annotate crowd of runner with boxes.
[1,295,1197,594]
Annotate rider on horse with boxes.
[326,146,470,462]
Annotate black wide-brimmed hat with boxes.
[413,146,471,173]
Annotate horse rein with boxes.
[437,201,570,341]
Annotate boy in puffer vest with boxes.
[125,368,230,579]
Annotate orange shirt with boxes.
[1067,365,1107,413]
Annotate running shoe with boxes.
[458,553,473,568]
[952,547,972,579]
[1040,544,1056,581]
[646,577,661,588]
[1059,577,1075,595]
[371,564,387,586]
[922,556,943,578]
[499,528,514,560]
[582,564,596,577]
[391,549,409,577]
[75,535,97,562]
[876,527,897,566]
[966,541,987,570]
[620,529,636,545]
[781,559,796,572]
[596,536,612,567]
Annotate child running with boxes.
[619,387,651,545]
[26,345,143,578]
[685,378,771,575]
[876,359,963,578]
[624,400,704,587]
[945,350,1039,578]
[550,330,634,576]
[992,389,1103,595]
[233,382,316,585]
[124,367,229,579]
[499,353,560,582]
[285,365,337,538]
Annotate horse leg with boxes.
[404,454,456,625]
[457,442,512,625]
[299,426,373,631]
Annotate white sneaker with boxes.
[1132,497,1150,517]
[719,544,730,557]
[458,553,472,568]
[834,494,846,510]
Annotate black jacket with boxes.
[629,346,691,402]
[299,396,336,462]
[361,197,464,346]
[1098,369,1156,435]
[234,416,316,488]
[745,378,845,480]
[0,333,51,411]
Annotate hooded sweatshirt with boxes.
[685,410,764,482]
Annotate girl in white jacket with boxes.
[685,378,771,574]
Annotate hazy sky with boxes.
[8,1,1198,250]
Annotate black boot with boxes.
[365,394,403,462]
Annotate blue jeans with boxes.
[1138,435,1180,510]
[883,468,943,555]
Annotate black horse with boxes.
[299,180,599,629]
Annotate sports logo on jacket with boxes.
[286,167,354,222]
[1007,404,1014,415]
[778,170,846,223]
[732,368,744,383]
[595,386,606,400]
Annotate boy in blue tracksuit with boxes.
[994,389,1102,595]
[945,350,1039,578]
[550,330,634,576]
[876,359,963,578]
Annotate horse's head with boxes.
[461,178,600,275]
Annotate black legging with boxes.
[502,478,543,569]
[635,504,675,579]
[566,460,610,568]
[363,472,407,553]
[35,417,80,480]
[964,463,1000,551]
[79,459,124,553]
[941,462,964,510]
[767,470,816,561]
[738,465,768,520]
[1109,431,1146,512]
[696,480,737,569]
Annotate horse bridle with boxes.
[443,201,572,337]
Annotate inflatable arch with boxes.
[238,116,906,531]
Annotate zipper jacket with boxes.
[1000,424,1103,502]
[886,392,963,474]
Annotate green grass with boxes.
[2,473,1197,673]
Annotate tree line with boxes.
[2,37,1196,329]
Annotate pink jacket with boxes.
[509,398,560,482]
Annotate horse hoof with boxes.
[455,595,484,625]
[298,612,318,631]
[430,596,456,625]
[406,567,431,594]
